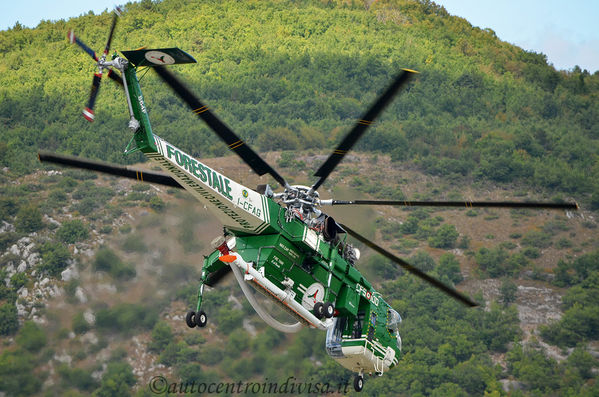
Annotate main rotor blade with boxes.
[153,66,288,188]
[107,69,124,86]
[339,222,478,307]
[323,199,578,210]
[102,8,120,58]
[38,151,183,189]
[68,30,98,61]
[83,73,102,122]
[311,69,418,191]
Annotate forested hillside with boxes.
[1,0,598,203]
[1,0,598,396]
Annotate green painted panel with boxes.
[347,266,361,284]
[336,285,359,316]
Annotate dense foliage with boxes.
[1,0,598,206]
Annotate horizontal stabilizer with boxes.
[121,48,197,67]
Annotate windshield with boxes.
[387,309,401,332]
[387,309,402,350]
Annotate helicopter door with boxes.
[367,311,376,342]
[352,312,364,338]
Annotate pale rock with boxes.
[17,261,27,273]
[81,332,98,345]
[54,352,72,365]
[75,286,87,303]
[97,283,117,294]
[84,309,95,325]
[0,220,15,233]
[43,215,61,227]
[40,277,50,287]
[9,244,19,256]
[49,285,62,297]
[18,287,28,298]
[27,252,40,267]
[6,263,15,274]
[16,301,28,317]
[61,265,79,281]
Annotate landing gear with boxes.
[195,310,207,327]
[313,302,324,319]
[314,302,335,319]
[186,271,208,329]
[353,374,364,392]
[186,311,196,328]
[185,310,208,328]
[323,302,335,318]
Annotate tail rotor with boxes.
[68,7,123,122]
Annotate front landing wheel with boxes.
[353,375,364,392]
[313,302,324,319]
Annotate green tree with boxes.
[0,303,19,335]
[15,204,43,233]
[149,321,173,353]
[500,278,518,306]
[16,321,46,351]
[429,224,459,248]
[437,253,463,284]
[0,349,42,395]
[93,361,136,397]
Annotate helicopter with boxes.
[38,9,578,392]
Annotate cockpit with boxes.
[387,308,402,350]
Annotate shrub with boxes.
[16,321,47,351]
[475,247,509,278]
[94,361,136,396]
[15,204,43,233]
[56,219,89,244]
[93,247,136,280]
[149,322,173,353]
[0,197,20,220]
[437,253,463,284]
[10,272,28,290]
[149,196,166,212]
[428,224,459,249]
[0,303,19,335]
[121,235,147,253]
[95,303,157,334]
[522,230,552,248]
[38,241,71,276]
[72,312,90,335]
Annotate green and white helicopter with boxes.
[39,10,577,392]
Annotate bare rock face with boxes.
[517,285,563,327]
[61,265,80,282]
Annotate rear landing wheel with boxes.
[323,302,335,318]
[185,311,196,328]
[353,375,364,392]
[196,310,207,327]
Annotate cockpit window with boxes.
[387,309,402,332]
[387,309,402,350]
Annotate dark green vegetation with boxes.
[1,0,598,396]
[1,0,598,207]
